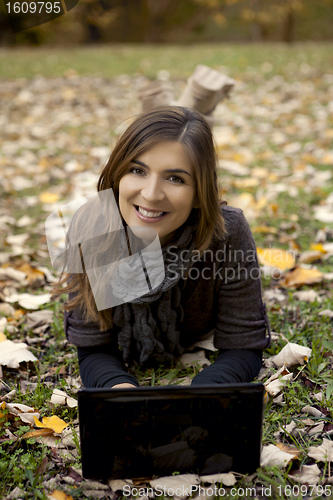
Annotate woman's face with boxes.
[118,141,197,246]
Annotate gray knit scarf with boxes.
[111,219,197,365]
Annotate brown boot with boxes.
[138,80,175,112]
[177,64,235,116]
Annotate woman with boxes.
[60,106,270,389]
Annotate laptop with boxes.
[78,383,265,481]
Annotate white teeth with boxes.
[137,206,164,218]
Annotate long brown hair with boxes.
[55,106,225,329]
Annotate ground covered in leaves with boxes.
[0,44,333,499]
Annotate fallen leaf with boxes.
[252,226,278,234]
[279,265,323,287]
[323,242,333,253]
[39,435,62,448]
[319,309,333,318]
[23,428,54,439]
[298,250,323,264]
[279,421,297,436]
[24,310,54,330]
[5,292,51,309]
[264,365,294,396]
[263,289,286,303]
[308,438,333,462]
[179,350,211,368]
[109,479,132,492]
[313,392,324,402]
[276,442,301,457]
[324,272,333,281]
[33,415,68,434]
[3,402,40,424]
[265,374,293,396]
[199,472,236,486]
[50,389,78,408]
[289,464,321,484]
[14,262,45,286]
[61,426,80,448]
[16,215,34,228]
[5,234,29,246]
[307,422,325,436]
[293,290,322,303]
[0,303,15,316]
[310,243,327,253]
[267,343,312,368]
[257,248,295,271]
[301,405,325,418]
[48,491,74,500]
[0,318,7,335]
[188,334,217,352]
[0,267,27,283]
[150,474,200,499]
[39,192,60,204]
[0,340,38,368]
[313,206,333,223]
[261,444,297,467]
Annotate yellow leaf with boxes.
[270,203,279,215]
[14,309,25,321]
[324,129,333,139]
[33,415,68,434]
[0,402,9,427]
[49,491,74,500]
[257,248,295,271]
[0,332,7,342]
[39,192,60,204]
[252,226,278,234]
[279,266,323,287]
[310,243,327,254]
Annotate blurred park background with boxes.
[1,0,333,46]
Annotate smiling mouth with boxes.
[134,205,168,218]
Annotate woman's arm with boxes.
[191,349,262,385]
[213,208,271,352]
[65,309,138,388]
[192,208,270,385]
[77,345,139,388]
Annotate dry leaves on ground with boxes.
[1,58,333,498]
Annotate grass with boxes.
[1,43,333,499]
[0,42,332,80]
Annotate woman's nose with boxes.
[141,177,165,202]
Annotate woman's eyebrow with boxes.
[132,160,192,176]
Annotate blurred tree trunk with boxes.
[145,0,174,42]
[282,6,296,43]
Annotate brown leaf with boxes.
[36,456,49,475]
[279,265,323,287]
[14,263,45,286]
[276,442,301,457]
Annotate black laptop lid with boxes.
[78,383,265,481]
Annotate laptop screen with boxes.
[79,384,264,480]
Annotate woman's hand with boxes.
[111,383,137,389]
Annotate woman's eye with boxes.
[130,167,145,175]
[169,176,184,184]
